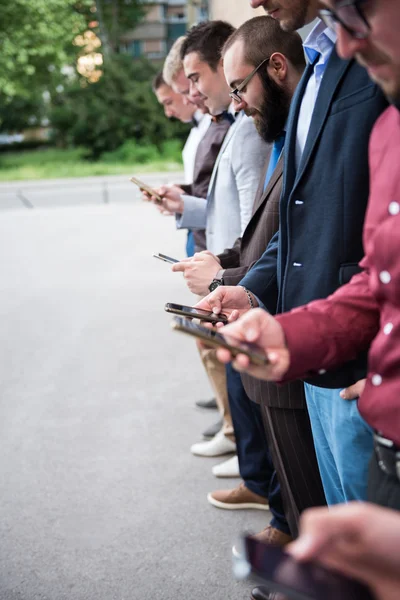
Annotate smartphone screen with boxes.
[235,536,374,600]
[171,316,268,366]
[153,253,179,264]
[165,303,228,324]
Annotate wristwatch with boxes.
[208,269,225,293]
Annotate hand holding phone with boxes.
[153,253,180,265]
[234,536,374,600]
[165,302,228,324]
[171,316,268,366]
[130,176,162,204]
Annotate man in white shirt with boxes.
[151,71,200,255]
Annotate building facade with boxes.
[209,1,264,26]
[120,0,208,61]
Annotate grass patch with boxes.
[0,142,183,181]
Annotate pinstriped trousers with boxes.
[260,404,327,538]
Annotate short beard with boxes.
[278,3,309,32]
[253,70,291,144]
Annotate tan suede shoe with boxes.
[207,482,269,510]
[253,525,293,546]
[232,524,293,559]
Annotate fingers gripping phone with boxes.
[153,253,179,264]
[171,316,268,366]
[165,302,228,324]
[130,176,162,204]
[233,536,374,600]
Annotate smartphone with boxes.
[130,176,162,203]
[153,253,179,264]
[165,302,228,324]
[171,316,268,366]
[233,535,374,600]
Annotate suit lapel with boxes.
[283,60,315,198]
[252,153,283,216]
[294,50,351,185]
[252,146,272,211]
[207,112,243,197]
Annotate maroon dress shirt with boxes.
[276,106,400,445]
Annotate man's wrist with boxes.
[208,269,225,293]
[240,286,258,309]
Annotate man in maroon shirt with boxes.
[206,0,400,511]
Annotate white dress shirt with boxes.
[182,110,211,183]
[295,20,337,168]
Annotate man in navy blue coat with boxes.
[197,0,388,549]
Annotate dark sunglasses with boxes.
[319,0,371,40]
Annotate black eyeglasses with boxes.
[319,0,371,40]
[229,57,270,103]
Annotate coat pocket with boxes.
[330,84,377,116]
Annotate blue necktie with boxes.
[264,133,286,191]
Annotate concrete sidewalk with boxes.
[0,193,270,600]
[0,172,184,211]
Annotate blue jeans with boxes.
[186,230,195,257]
[304,383,373,505]
[226,364,290,535]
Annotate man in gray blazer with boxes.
[159,21,268,257]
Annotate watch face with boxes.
[209,280,222,292]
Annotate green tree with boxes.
[50,55,189,158]
[92,0,146,55]
[0,0,92,99]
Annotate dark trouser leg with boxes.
[226,364,290,535]
[367,452,400,509]
[261,405,327,538]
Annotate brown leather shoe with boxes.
[253,525,293,546]
[207,481,269,510]
[232,524,292,559]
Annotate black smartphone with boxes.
[171,316,268,367]
[165,302,228,324]
[234,535,374,600]
[153,253,179,264]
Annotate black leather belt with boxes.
[373,432,400,481]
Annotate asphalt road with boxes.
[0,175,270,600]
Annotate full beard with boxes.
[253,71,291,143]
[264,1,310,32]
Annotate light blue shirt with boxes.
[295,19,337,168]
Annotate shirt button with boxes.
[383,322,393,335]
[379,271,391,284]
[388,201,400,215]
[318,369,326,375]
[372,374,382,386]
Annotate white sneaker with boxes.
[212,455,240,478]
[190,430,236,457]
